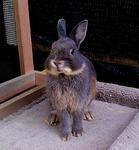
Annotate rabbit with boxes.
[45,18,96,141]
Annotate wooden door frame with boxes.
[0,0,46,119]
[14,0,34,74]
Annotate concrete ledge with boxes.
[0,99,138,150]
[0,81,139,149]
[109,112,139,150]
[96,82,139,108]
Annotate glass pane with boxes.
[0,0,20,83]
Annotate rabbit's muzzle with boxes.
[50,60,64,71]
[49,59,72,75]
[46,59,86,76]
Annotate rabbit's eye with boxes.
[70,48,75,55]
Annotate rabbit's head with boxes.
[45,19,88,76]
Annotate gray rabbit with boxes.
[45,19,96,141]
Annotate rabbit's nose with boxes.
[53,61,64,67]
[53,61,60,67]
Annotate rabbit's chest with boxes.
[46,76,86,111]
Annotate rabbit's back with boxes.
[82,55,97,106]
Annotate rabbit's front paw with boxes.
[61,132,71,141]
[72,127,84,137]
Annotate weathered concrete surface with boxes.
[109,112,139,150]
[0,96,138,150]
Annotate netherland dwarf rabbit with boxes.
[45,19,96,141]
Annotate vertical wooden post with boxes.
[14,0,34,74]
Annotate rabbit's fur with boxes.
[45,19,96,141]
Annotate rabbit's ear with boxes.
[70,20,88,48]
[57,18,67,39]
